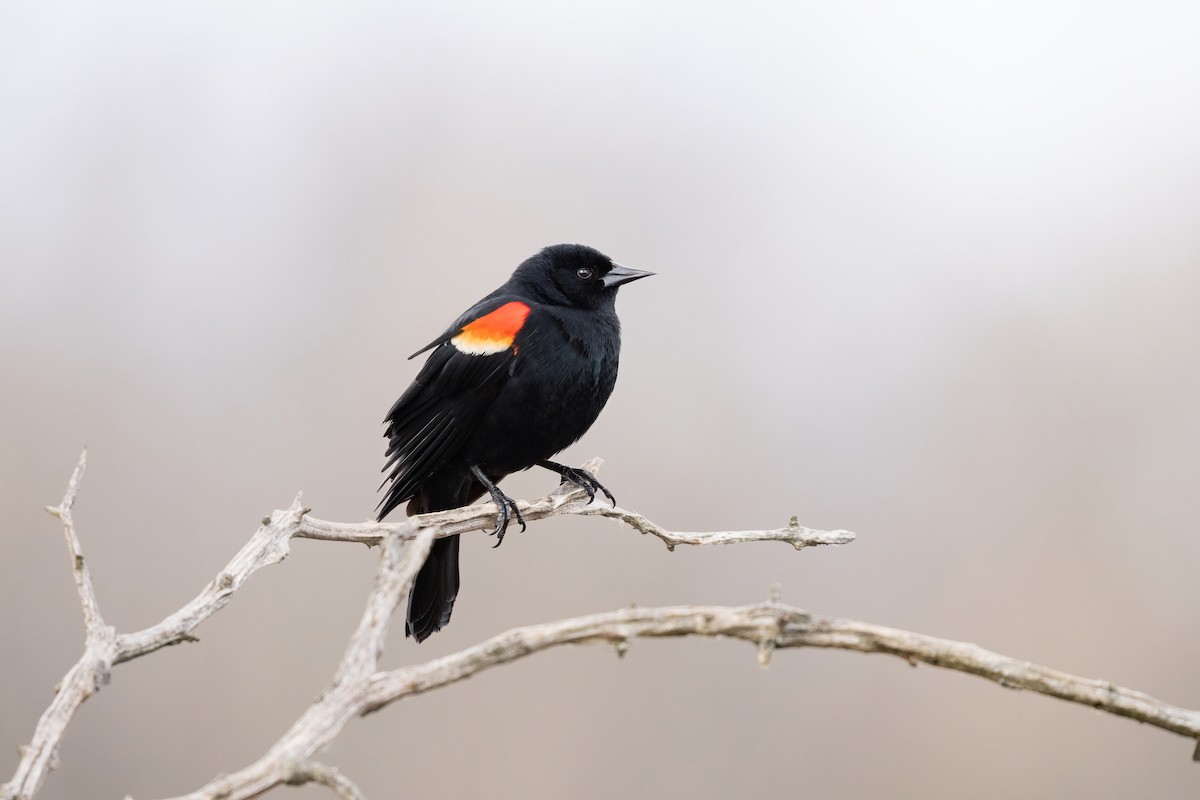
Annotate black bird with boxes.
[379,244,653,642]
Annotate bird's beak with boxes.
[603,263,656,288]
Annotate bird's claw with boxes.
[473,468,525,548]
[559,467,617,507]
[489,493,526,548]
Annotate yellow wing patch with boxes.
[451,301,531,355]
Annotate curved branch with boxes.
[163,603,1200,800]
[364,604,1200,741]
[4,455,847,800]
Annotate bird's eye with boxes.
[576,267,594,280]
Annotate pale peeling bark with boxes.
[4,452,1197,800]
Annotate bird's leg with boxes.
[536,460,617,507]
[470,465,525,548]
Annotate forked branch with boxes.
[2,453,850,800]
[5,453,1198,800]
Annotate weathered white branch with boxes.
[162,602,1200,800]
[3,455,849,800]
[10,452,1198,800]
[359,603,1200,743]
[166,529,436,800]
[280,762,363,800]
[5,450,120,800]
[47,450,106,637]
[297,458,855,551]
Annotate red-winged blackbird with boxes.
[379,244,653,642]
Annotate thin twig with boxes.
[46,449,107,637]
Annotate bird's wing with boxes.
[377,296,532,519]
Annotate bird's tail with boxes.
[406,534,460,642]
[402,477,483,642]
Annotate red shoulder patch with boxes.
[451,301,531,355]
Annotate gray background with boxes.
[2,2,1198,798]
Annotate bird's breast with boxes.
[459,309,621,471]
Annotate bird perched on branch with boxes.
[378,244,653,642]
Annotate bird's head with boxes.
[509,244,653,309]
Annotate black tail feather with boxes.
[395,472,487,643]
[406,534,460,642]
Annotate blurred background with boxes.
[2,2,1199,798]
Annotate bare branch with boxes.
[167,529,436,800]
[281,762,363,800]
[115,495,325,663]
[298,459,855,551]
[6,456,846,800]
[357,604,1200,743]
[5,450,120,800]
[335,529,435,683]
[161,603,1200,800]
[46,448,107,638]
[574,507,853,551]
[12,453,1197,800]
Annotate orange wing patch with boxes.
[451,301,531,355]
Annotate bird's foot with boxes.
[488,491,526,548]
[538,460,616,507]
[471,466,525,547]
